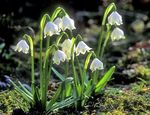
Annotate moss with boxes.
[100,82,150,114]
[0,90,29,114]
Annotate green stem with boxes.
[23,34,35,101]
[97,26,105,57]
[96,3,116,57]
[45,37,50,99]
[40,32,43,95]
[42,45,57,109]
[65,61,69,77]
[92,71,97,88]
[71,57,78,96]
[31,47,35,99]
[100,25,111,58]
[76,56,83,81]
[71,37,78,97]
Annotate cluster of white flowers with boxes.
[14,15,103,72]
[44,16,76,38]
[53,39,103,72]
[108,11,125,41]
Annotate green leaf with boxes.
[34,87,40,103]
[76,84,82,97]
[10,80,33,103]
[46,84,62,110]
[66,83,72,97]
[84,80,92,97]
[95,66,115,93]
[52,67,65,81]
[18,81,32,97]
[48,97,77,112]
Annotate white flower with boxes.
[44,22,59,38]
[62,16,76,31]
[111,27,125,41]
[76,41,92,56]
[53,50,67,65]
[90,58,103,72]
[14,40,29,54]
[54,18,62,32]
[108,11,123,25]
[61,39,73,60]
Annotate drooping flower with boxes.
[62,16,76,31]
[111,27,125,41]
[53,50,67,65]
[61,39,73,60]
[90,58,103,72]
[14,40,29,54]
[44,22,59,38]
[108,11,123,25]
[76,41,92,56]
[54,18,62,32]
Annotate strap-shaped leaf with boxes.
[95,66,115,93]
[66,83,72,97]
[18,81,32,97]
[52,67,65,81]
[84,79,92,97]
[10,80,33,103]
[46,84,62,110]
[34,87,40,103]
[48,97,77,112]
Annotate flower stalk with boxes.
[23,34,35,100]
[97,3,116,57]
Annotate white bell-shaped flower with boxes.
[76,41,92,56]
[111,27,125,41]
[54,18,62,32]
[90,58,103,72]
[44,22,59,38]
[62,16,76,31]
[53,50,67,65]
[61,39,73,60]
[108,11,123,25]
[15,40,29,54]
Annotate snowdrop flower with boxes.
[62,16,76,31]
[15,40,29,54]
[44,22,59,38]
[54,18,62,32]
[61,39,73,60]
[111,27,125,41]
[53,50,67,65]
[108,11,123,25]
[90,58,103,72]
[76,41,92,56]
